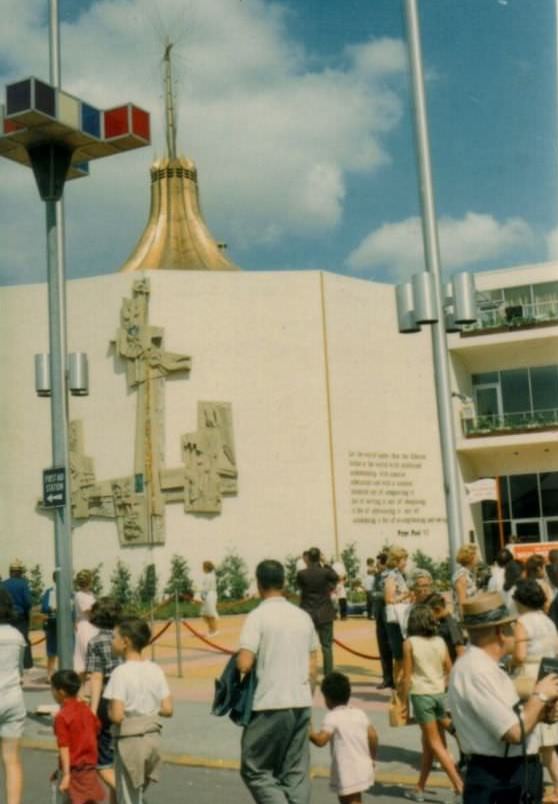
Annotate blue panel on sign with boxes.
[81,104,100,138]
[6,80,31,115]
[73,161,90,176]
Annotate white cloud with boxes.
[346,212,535,280]
[0,1,407,283]
[346,38,406,76]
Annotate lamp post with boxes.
[400,0,477,569]
[0,6,151,666]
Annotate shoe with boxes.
[376,681,391,689]
[452,793,463,804]
[407,790,424,802]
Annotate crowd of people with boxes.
[3,545,558,803]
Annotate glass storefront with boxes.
[481,472,558,562]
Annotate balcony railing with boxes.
[462,408,558,437]
[461,299,558,335]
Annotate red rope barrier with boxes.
[30,635,46,647]
[333,637,380,661]
[149,620,173,645]
[182,620,234,655]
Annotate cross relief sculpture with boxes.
[65,278,238,546]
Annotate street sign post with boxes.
[43,467,66,509]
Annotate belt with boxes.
[469,754,540,766]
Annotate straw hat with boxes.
[9,558,26,572]
[461,592,515,630]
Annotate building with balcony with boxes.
[449,262,558,561]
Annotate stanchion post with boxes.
[175,590,183,678]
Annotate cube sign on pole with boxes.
[0,76,151,182]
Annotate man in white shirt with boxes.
[237,559,319,803]
[448,592,558,803]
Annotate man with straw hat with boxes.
[448,592,558,803]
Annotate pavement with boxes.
[20,615,456,802]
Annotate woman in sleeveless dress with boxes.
[401,605,463,801]
[512,578,558,802]
[452,544,478,617]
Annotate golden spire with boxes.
[120,39,239,273]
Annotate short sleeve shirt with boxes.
[239,596,319,710]
[103,661,170,716]
[0,624,25,694]
[448,645,539,757]
[321,706,374,795]
[54,698,100,768]
[86,629,121,680]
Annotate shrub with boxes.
[164,554,194,600]
[412,549,451,590]
[217,551,250,601]
[137,563,158,605]
[109,560,134,607]
[284,554,299,595]
[341,542,361,586]
[29,564,45,606]
[90,563,103,597]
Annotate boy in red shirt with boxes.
[51,669,106,803]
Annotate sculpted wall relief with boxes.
[40,279,238,546]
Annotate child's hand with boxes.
[59,773,70,792]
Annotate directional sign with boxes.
[43,467,66,509]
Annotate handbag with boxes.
[388,690,409,727]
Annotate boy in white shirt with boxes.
[310,672,377,804]
[103,618,173,804]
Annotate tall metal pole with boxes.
[403,0,464,568]
[47,0,74,668]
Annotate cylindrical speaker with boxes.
[412,271,438,324]
[34,353,51,397]
[395,282,421,333]
[68,352,89,396]
[452,272,477,324]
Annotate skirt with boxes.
[201,591,218,618]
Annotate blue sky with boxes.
[0,0,557,285]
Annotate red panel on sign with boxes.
[4,119,24,133]
[132,106,150,141]
[104,106,129,138]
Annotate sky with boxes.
[0,0,557,286]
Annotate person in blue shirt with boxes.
[2,559,33,669]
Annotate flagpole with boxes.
[495,476,505,550]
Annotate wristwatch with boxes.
[533,691,550,703]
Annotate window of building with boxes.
[541,473,558,517]
[501,369,531,414]
[530,366,558,411]
[510,473,540,519]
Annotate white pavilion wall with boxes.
[0,269,447,588]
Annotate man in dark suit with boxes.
[296,547,338,676]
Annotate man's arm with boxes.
[57,746,71,792]
[367,724,378,761]
[89,671,103,715]
[309,728,331,747]
[309,649,318,690]
[503,674,558,743]
[237,649,255,675]
[159,694,173,718]
[108,699,125,725]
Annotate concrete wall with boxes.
[2,270,447,589]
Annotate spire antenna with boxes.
[164,38,177,160]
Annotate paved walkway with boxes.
[24,614,453,794]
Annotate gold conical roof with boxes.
[120,156,239,272]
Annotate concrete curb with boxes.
[21,738,452,789]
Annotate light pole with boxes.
[0,6,151,667]
[400,0,477,568]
